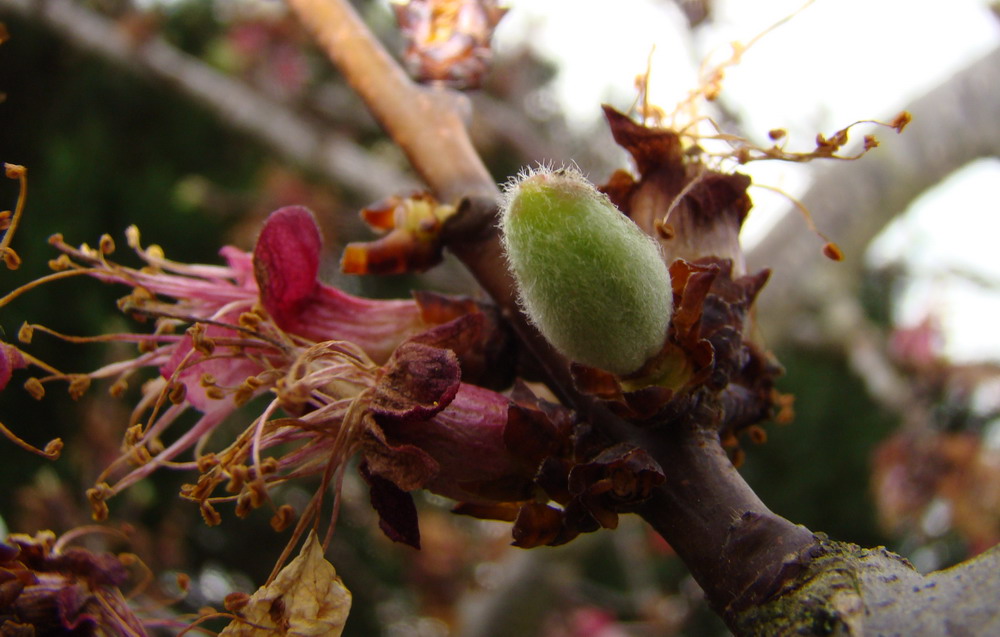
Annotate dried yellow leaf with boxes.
[220,531,351,636]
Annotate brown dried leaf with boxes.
[221,532,351,636]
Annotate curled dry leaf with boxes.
[221,531,351,636]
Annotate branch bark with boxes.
[0,0,418,200]
[285,0,497,204]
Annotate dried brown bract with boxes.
[393,0,508,89]
[341,191,456,275]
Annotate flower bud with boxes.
[500,167,672,375]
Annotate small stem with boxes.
[285,0,498,203]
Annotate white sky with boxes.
[492,0,1000,363]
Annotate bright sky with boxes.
[493,0,1000,363]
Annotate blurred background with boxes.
[1,0,999,635]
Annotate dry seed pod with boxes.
[500,167,672,375]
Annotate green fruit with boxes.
[500,167,673,375]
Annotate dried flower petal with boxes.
[371,341,461,422]
[220,531,350,636]
[393,0,508,89]
[0,530,151,635]
[342,192,456,275]
[360,462,421,549]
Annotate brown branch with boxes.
[285,0,498,204]
[634,425,816,618]
[0,0,417,200]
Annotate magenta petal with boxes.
[252,206,425,362]
[410,384,513,482]
[219,246,256,289]
[381,383,529,503]
[284,285,425,363]
[0,342,27,391]
[253,206,322,326]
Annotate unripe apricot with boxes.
[500,167,672,375]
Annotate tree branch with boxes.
[283,1,822,624]
[0,0,417,200]
[285,0,497,204]
[634,425,816,617]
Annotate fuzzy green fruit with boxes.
[500,167,673,376]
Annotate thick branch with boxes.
[635,426,816,617]
[0,0,416,200]
[730,540,1000,635]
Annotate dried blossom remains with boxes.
[0,530,151,636]
[393,0,508,88]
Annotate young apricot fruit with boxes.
[500,167,672,376]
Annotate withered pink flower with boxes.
[0,530,153,636]
[5,205,536,548]
[7,204,654,552]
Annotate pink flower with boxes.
[7,205,535,549]
[69,207,433,521]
